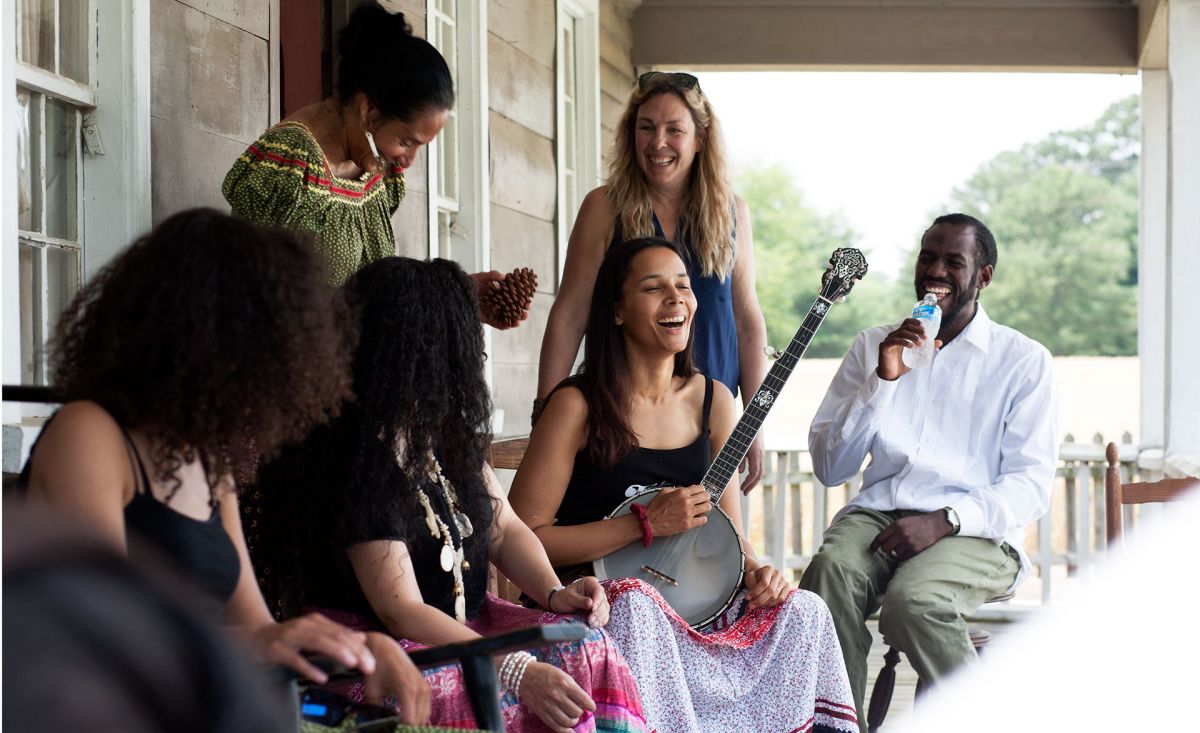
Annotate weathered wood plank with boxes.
[490,362,540,438]
[488,32,555,139]
[599,25,634,77]
[489,112,556,222]
[599,0,633,48]
[601,91,627,132]
[490,204,556,291]
[152,0,269,143]
[150,116,249,222]
[491,291,553,366]
[174,0,268,39]
[600,60,633,108]
[489,0,555,70]
[391,189,429,260]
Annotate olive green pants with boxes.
[799,508,1019,733]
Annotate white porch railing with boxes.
[743,433,1154,607]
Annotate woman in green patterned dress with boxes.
[223,4,523,328]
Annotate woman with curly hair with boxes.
[537,71,768,489]
[510,237,857,733]
[254,256,649,733]
[18,208,431,724]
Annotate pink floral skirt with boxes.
[603,579,858,733]
[318,594,649,732]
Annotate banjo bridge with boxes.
[640,565,679,586]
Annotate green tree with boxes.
[740,164,901,358]
[943,94,1139,355]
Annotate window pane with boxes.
[18,241,38,385]
[17,89,43,233]
[563,27,576,98]
[440,112,458,203]
[18,0,57,71]
[565,99,576,165]
[441,20,457,77]
[45,246,82,339]
[44,99,79,241]
[60,0,90,84]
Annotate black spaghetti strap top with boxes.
[19,412,241,610]
[557,376,714,527]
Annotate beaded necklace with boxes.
[414,454,473,622]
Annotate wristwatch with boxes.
[942,506,961,535]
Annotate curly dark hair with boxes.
[337,4,454,121]
[49,208,356,497]
[254,257,495,616]
[557,236,696,469]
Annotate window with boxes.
[426,0,488,275]
[555,0,600,283]
[15,1,93,385]
[4,0,150,450]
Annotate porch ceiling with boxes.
[630,0,1141,72]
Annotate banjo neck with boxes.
[700,295,836,505]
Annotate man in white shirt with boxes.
[799,213,1058,731]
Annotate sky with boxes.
[698,71,1142,278]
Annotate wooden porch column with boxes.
[1163,0,1200,477]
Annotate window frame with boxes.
[555,0,600,285]
[4,0,152,427]
[425,0,489,277]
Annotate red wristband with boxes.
[630,502,653,547]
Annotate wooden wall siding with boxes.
[487,0,637,436]
[488,1,554,437]
[174,0,269,38]
[394,145,430,260]
[599,0,636,169]
[490,0,556,68]
[489,33,556,139]
[150,0,269,222]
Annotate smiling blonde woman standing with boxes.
[537,72,769,491]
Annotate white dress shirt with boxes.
[809,306,1058,581]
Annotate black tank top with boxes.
[557,376,714,527]
[20,412,241,610]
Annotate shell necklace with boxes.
[415,454,473,622]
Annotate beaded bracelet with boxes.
[500,651,536,694]
[511,653,534,697]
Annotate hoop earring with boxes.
[363,127,386,172]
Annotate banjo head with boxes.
[594,489,744,629]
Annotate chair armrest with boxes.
[2,385,61,404]
[406,623,587,669]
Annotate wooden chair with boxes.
[865,591,1009,732]
[487,435,530,472]
[486,436,531,604]
[1104,442,1200,545]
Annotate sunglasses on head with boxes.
[637,71,701,93]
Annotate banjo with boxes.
[593,248,869,628]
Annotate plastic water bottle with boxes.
[902,293,942,369]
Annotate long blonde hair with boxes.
[606,75,735,280]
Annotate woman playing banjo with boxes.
[509,237,857,733]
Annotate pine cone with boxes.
[481,267,538,326]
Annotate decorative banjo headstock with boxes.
[819,247,869,303]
